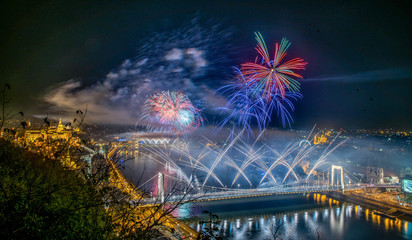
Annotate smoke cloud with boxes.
[43,19,230,125]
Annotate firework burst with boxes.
[240,32,307,100]
[142,91,203,135]
[215,33,307,135]
[215,76,270,136]
[216,67,302,136]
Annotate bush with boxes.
[0,139,113,239]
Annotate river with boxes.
[173,194,411,240]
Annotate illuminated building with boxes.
[384,176,400,184]
[22,119,81,160]
[24,118,75,143]
[366,166,384,184]
[313,130,331,145]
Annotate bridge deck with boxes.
[143,185,362,205]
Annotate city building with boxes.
[21,119,81,160]
[366,166,384,184]
[313,130,331,145]
[384,176,400,184]
[24,118,75,144]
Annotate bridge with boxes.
[158,184,361,204]
[105,141,362,205]
[142,170,362,205]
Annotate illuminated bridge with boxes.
[107,141,362,206]
[142,171,362,205]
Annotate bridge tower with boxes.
[158,172,165,204]
[331,165,344,191]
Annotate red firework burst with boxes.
[240,32,307,100]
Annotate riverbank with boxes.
[328,190,412,222]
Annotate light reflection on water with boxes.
[176,197,411,240]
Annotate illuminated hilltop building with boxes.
[23,119,81,161]
[25,118,76,144]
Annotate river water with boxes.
[173,195,411,240]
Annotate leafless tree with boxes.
[0,83,25,134]
[271,219,284,240]
[103,146,202,239]
[0,83,12,131]
[195,210,222,240]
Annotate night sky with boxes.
[1,0,411,130]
